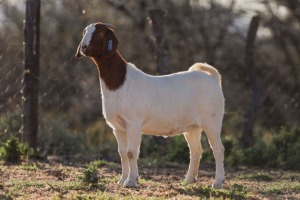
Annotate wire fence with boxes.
[0,0,299,156]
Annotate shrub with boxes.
[0,110,22,142]
[79,161,99,186]
[0,137,33,163]
[222,136,243,166]
[242,139,270,167]
[270,127,300,169]
[85,120,118,160]
[166,135,190,164]
[140,133,220,165]
[139,135,172,166]
[39,118,88,156]
[221,127,300,169]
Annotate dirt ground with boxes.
[0,158,299,200]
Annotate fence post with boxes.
[242,15,262,147]
[22,0,41,150]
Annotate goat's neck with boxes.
[92,51,127,91]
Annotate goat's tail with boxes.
[189,63,222,87]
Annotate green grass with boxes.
[0,194,13,200]
[261,181,300,195]
[282,172,300,181]
[91,159,120,170]
[4,179,44,198]
[49,180,86,191]
[238,172,274,182]
[182,183,248,199]
[139,177,160,187]
[8,179,45,188]
[1,160,299,199]
[53,192,162,200]
[20,162,41,171]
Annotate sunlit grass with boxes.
[181,183,249,199]
[282,172,300,181]
[261,181,300,195]
[238,172,274,182]
[1,161,299,199]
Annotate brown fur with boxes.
[127,151,134,159]
[76,23,127,90]
[92,51,127,90]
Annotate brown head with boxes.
[75,22,118,59]
[75,22,127,91]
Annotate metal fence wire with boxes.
[0,0,299,155]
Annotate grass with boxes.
[49,180,86,191]
[261,181,300,195]
[238,172,274,182]
[0,160,299,199]
[20,162,42,171]
[91,159,120,169]
[182,183,248,199]
[282,172,300,181]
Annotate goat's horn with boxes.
[105,23,117,30]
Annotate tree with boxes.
[242,16,261,147]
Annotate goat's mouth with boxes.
[80,48,92,57]
[78,44,91,56]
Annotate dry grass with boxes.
[0,159,299,199]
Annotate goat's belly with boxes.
[141,120,201,136]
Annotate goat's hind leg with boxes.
[184,128,203,184]
[204,124,225,189]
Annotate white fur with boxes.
[81,24,95,48]
[100,62,225,188]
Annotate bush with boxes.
[242,139,271,167]
[270,127,300,169]
[0,137,33,163]
[0,110,22,141]
[79,161,99,186]
[140,134,216,165]
[85,120,118,160]
[221,127,300,169]
[39,118,88,156]
[166,135,190,164]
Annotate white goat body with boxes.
[101,63,224,137]
[76,22,225,189]
[101,62,225,189]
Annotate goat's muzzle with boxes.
[75,43,83,58]
[76,42,90,58]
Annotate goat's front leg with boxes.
[114,129,129,185]
[123,124,142,187]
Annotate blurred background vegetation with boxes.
[0,0,299,168]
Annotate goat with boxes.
[75,22,225,189]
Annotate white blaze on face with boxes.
[81,24,96,48]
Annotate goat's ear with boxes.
[75,43,82,58]
[102,28,118,58]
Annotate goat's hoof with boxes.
[123,179,138,188]
[184,178,196,185]
[118,178,126,185]
[212,180,223,189]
